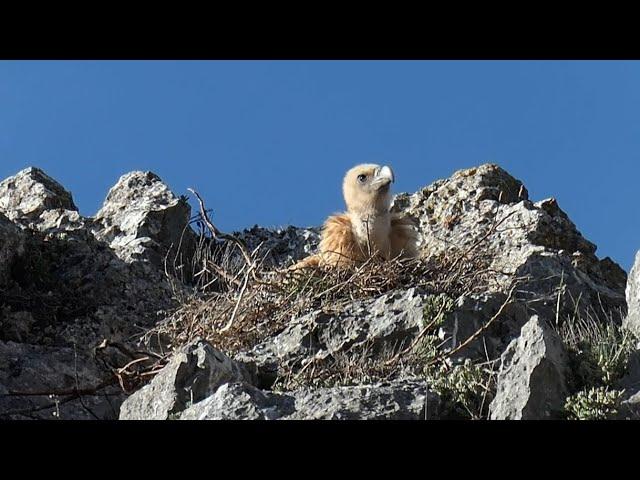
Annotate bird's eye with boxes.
[357,174,367,183]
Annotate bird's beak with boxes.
[372,165,395,188]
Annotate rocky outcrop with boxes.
[393,164,626,322]
[237,287,531,385]
[0,168,193,419]
[123,350,439,420]
[0,163,630,420]
[119,340,257,420]
[0,167,77,226]
[92,171,195,266]
[489,315,569,420]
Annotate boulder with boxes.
[119,340,257,420]
[437,291,530,364]
[238,287,532,387]
[285,380,440,420]
[618,390,640,420]
[0,167,77,225]
[489,315,569,420]
[92,171,194,266]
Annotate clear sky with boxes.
[0,61,638,271]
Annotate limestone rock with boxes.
[0,167,77,225]
[93,171,194,265]
[0,168,187,419]
[119,340,257,420]
[238,287,531,386]
[285,380,440,420]
[179,380,440,420]
[238,288,429,376]
[489,315,569,420]
[438,291,530,364]
[393,163,626,321]
[618,390,640,420]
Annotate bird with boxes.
[291,163,419,269]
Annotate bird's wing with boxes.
[390,213,419,259]
[318,213,363,267]
[287,214,360,270]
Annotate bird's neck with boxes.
[348,208,392,258]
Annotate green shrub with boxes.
[425,359,494,419]
[561,317,636,388]
[564,387,625,420]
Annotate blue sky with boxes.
[0,61,638,270]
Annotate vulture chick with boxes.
[292,164,418,269]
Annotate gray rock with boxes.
[235,225,321,269]
[119,340,257,420]
[285,380,440,420]
[238,288,532,385]
[0,167,77,225]
[489,315,569,420]
[35,209,87,235]
[179,380,440,420]
[437,292,531,364]
[393,164,626,321]
[0,224,177,348]
[623,251,640,337]
[239,288,429,373]
[92,171,195,266]
[179,383,290,420]
[0,168,192,419]
[615,348,640,419]
[0,340,123,420]
[618,390,640,420]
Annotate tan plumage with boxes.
[291,164,419,270]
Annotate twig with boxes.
[427,283,519,366]
[384,299,452,366]
[188,188,255,270]
[117,356,152,374]
[219,264,254,333]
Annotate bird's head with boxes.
[343,163,395,215]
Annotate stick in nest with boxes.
[427,282,519,366]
